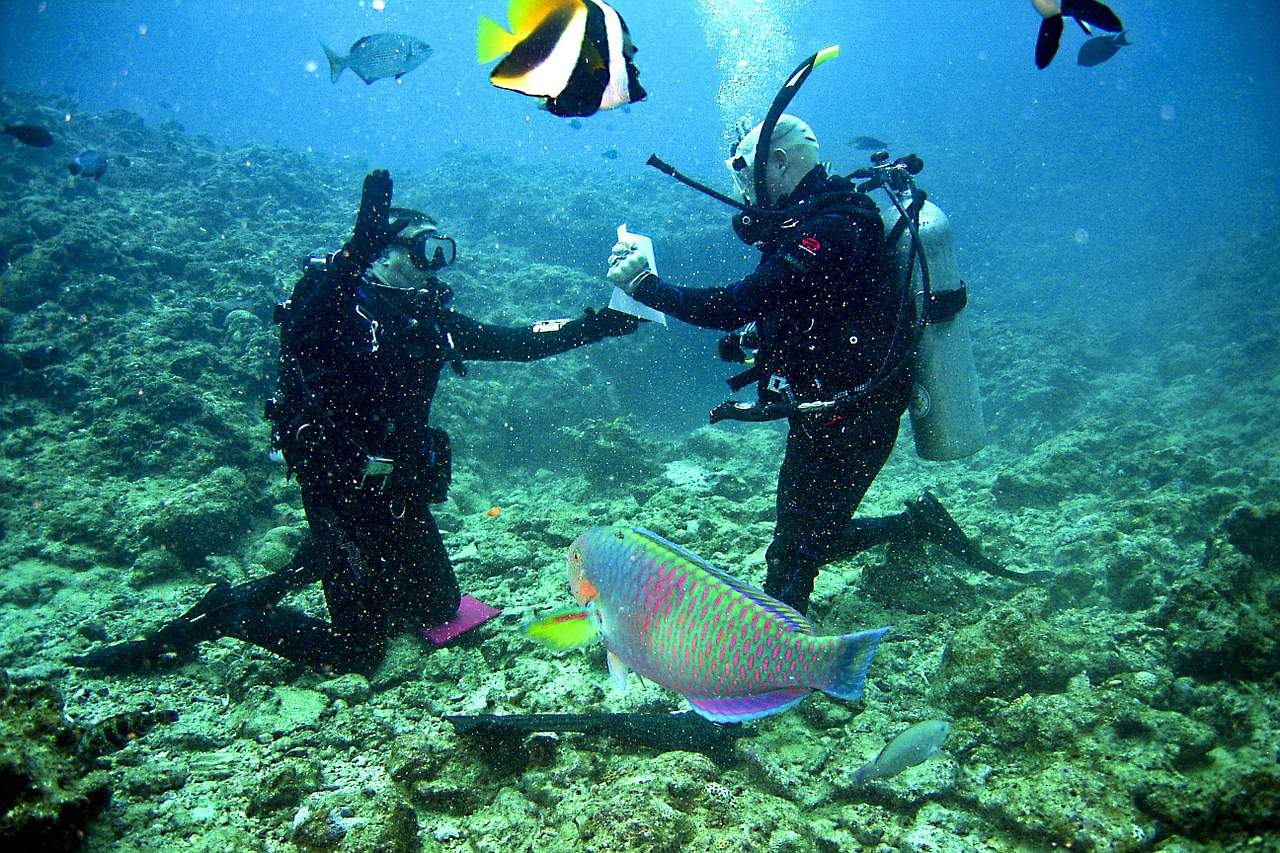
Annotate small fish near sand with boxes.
[525,526,890,723]
[68,149,109,180]
[849,135,889,151]
[1077,31,1130,67]
[477,0,647,118]
[851,719,951,785]
[322,33,432,85]
[3,123,54,148]
[1031,0,1124,69]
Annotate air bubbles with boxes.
[1073,228,1089,245]
[304,59,319,74]
[1160,104,1176,122]
[372,0,386,9]
[137,23,148,36]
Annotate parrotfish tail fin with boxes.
[1061,0,1123,32]
[1116,31,1131,46]
[1035,15,1064,69]
[823,626,891,701]
[850,761,874,786]
[524,607,599,650]
[686,688,810,723]
[321,43,346,83]
[476,16,517,64]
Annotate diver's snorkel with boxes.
[646,45,840,239]
[645,154,750,212]
[748,45,840,212]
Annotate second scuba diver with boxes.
[72,170,638,674]
[608,103,1004,614]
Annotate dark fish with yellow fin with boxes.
[477,0,646,118]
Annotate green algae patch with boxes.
[0,674,111,849]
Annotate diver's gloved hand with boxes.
[607,240,655,295]
[337,169,410,274]
[580,306,640,341]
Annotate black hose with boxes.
[645,154,751,212]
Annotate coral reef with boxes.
[1,88,1278,851]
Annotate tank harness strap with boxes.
[924,283,967,325]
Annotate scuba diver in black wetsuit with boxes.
[609,49,1027,615]
[70,170,638,675]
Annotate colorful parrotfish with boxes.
[525,526,891,723]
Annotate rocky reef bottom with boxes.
[0,672,110,850]
[1,90,1278,851]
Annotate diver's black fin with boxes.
[1035,15,1064,69]
[906,492,1051,584]
[1061,0,1124,32]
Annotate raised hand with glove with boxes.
[330,169,411,279]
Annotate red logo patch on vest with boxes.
[799,236,821,256]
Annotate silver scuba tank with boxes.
[881,194,987,461]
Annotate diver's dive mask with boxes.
[387,208,457,272]
[396,229,456,272]
[727,150,753,205]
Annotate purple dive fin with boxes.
[422,595,501,646]
[685,688,811,723]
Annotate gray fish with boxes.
[1077,31,1130,67]
[851,719,950,785]
[601,147,620,160]
[322,33,432,85]
[850,135,889,151]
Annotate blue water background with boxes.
[3,0,1278,429]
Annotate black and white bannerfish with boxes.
[322,33,432,85]
[476,0,646,118]
[1031,0,1123,69]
